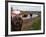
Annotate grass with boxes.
[21,16,41,30]
[32,16,41,30]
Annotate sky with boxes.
[12,5,41,11]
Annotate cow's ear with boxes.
[30,14,32,16]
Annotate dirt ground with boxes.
[21,19,32,31]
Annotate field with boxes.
[21,16,41,31]
[21,11,41,31]
[32,16,41,30]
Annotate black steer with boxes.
[11,16,23,31]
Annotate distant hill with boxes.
[20,11,41,15]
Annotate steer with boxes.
[11,16,23,31]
